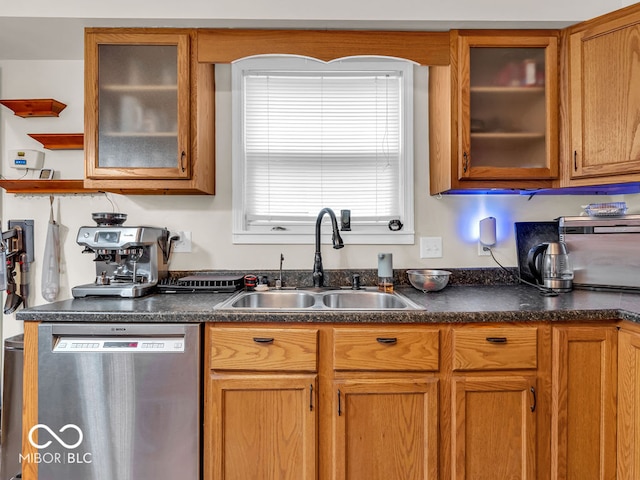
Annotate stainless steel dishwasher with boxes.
[36,323,201,480]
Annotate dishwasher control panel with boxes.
[52,336,185,353]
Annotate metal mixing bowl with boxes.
[406,269,451,292]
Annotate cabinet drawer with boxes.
[333,328,439,371]
[209,327,318,372]
[452,326,538,371]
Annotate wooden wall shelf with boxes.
[27,133,84,150]
[0,180,99,194]
[0,99,67,117]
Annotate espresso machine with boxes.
[72,213,172,298]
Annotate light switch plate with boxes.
[420,236,442,258]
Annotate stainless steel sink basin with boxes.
[227,291,316,309]
[321,291,410,309]
[217,288,423,311]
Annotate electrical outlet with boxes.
[420,236,442,258]
[478,241,491,256]
[173,231,192,253]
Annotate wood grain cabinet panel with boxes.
[429,30,559,193]
[551,325,617,480]
[204,325,318,480]
[617,327,640,480]
[209,327,318,372]
[84,28,215,194]
[332,377,439,480]
[566,5,640,185]
[452,326,538,371]
[205,373,317,480]
[451,375,538,480]
[333,327,439,371]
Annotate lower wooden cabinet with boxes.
[204,326,319,480]
[449,324,543,480]
[451,375,538,480]
[551,325,618,480]
[332,377,439,480]
[617,325,640,480]
[205,374,317,480]
[203,321,630,480]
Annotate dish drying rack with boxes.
[157,274,243,293]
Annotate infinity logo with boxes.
[28,424,84,449]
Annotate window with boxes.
[232,56,414,244]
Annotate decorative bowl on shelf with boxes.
[407,269,451,292]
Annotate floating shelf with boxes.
[0,180,99,194]
[27,133,84,150]
[0,99,67,117]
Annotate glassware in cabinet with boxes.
[454,33,559,185]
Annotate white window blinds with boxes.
[232,56,414,244]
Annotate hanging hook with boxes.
[49,195,55,224]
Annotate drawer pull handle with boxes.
[253,337,274,344]
[376,337,398,345]
[486,337,507,344]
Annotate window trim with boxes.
[231,55,415,245]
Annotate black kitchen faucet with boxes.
[312,207,344,288]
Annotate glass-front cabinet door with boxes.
[85,32,191,180]
[457,33,558,181]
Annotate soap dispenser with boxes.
[377,253,394,293]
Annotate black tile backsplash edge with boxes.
[168,267,520,288]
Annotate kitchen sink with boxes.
[224,291,316,309]
[217,288,423,311]
[321,291,410,309]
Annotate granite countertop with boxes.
[15,285,640,324]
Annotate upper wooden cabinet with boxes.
[84,28,215,194]
[430,30,559,194]
[563,4,640,187]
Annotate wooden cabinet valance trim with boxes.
[197,29,451,65]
